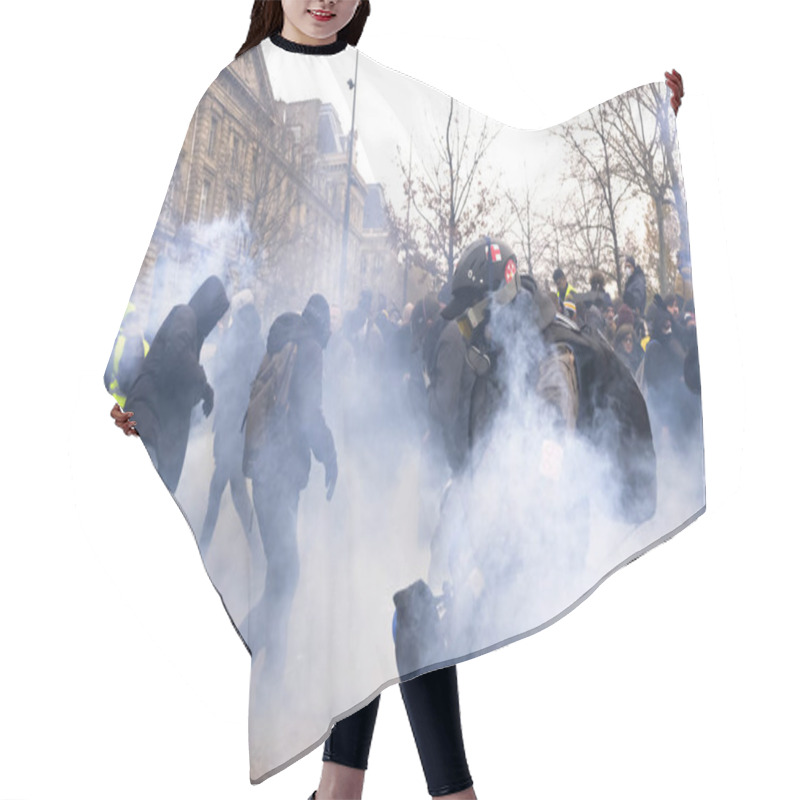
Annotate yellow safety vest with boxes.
[109,333,149,408]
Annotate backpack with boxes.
[242,341,298,479]
[541,315,657,525]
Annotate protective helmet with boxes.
[441,238,520,338]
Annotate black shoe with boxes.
[307,793,316,800]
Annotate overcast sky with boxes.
[263,38,666,279]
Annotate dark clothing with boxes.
[670,313,694,352]
[323,695,382,771]
[324,666,473,797]
[247,312,336,489]
[623,266,647,316]
[125,276,229,493]
[573,288,612,311]
[245,473,300,667]
[615,340,644,376]
[241,311,335,668]
[425,320,476,475]
[644,329,701,452]
[399,666,473,797]
[544,317,656,524]
[684,339,701,395]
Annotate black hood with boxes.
[188,276,229,341]
[266,312,314,355]
[302,294,331,349]
[649,305,673,344]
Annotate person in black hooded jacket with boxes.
[241,294,337,679]
[622,255,647,317]
[122,275,229,494]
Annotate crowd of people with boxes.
[546,256,701,457]
[106,238,702,799]
[106,247,703,587]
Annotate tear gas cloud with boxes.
[140,253,703,777]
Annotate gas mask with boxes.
[456,271,521,377]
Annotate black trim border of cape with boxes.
[269,32,348,55]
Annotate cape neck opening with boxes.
[269,32,348,56]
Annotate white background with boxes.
[1,1,797,798]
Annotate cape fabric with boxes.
[107,34,705,783]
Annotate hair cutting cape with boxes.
[106,35,705,783]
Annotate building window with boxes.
[208,116,219,156]
[198,179,211,223]
[231,134,241,171]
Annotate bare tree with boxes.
[504,182,549,286]
[538,200,573,291]
[606,85,675,295]
[561,177,608,289]
[557,105,634,296]
[400,97,504,283]
[245,134,304,270]
[383,140,440,303]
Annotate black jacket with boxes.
[425,319,476,475]
[125,276,229,493]
[544,317,656,524]
[623,266,647,316]
[248,312,336,489]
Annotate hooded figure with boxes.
[241,294,337,674]
[622,256,647,317]
[124,276,229,493]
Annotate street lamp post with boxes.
[339,50,360,302]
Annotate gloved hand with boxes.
[325,458,338,502]
[202,384,214,417]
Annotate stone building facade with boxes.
[134,45,414,336]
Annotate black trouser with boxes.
[244,474,300,678]
[323,665,473,797]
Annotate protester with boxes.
[122,276,229,493]
[552,267,576,311]
[241,293,338,679]
[622,255,647,317]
